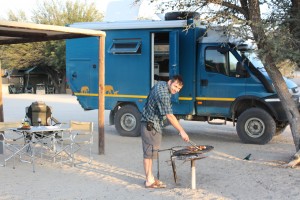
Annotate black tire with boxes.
[165,11,200,20]
[236,108,275,144]
[114,105,141,137]
[275,122,288,136]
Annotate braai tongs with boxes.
[178,132,202,150]
[188,140,201,151]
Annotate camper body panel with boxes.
[104,29,151,112]
[66,26,199,115]
[66,37,99,110]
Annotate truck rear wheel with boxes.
[114,105,141,137]
[236,108,275,144]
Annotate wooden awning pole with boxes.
[0,60,3,122]
[0,60,4,154]
[98,36,105,155]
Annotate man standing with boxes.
[141,75,189,188]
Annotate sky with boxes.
[0,0,105,19]
[0,0,158,21]
[0,0,270,22]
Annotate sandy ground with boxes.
[1,93,300,200]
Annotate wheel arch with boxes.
[231,96,279,122]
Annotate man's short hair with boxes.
[171,75,183,86]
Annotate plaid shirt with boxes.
[141,81,173,133]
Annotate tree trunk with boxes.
[290,0,300,68]
[290,0,300,34]
[259,45,300,168]
[58,74,67,94]
[43,66,65,94]
[263,54,300,152]
[248,0,300,167]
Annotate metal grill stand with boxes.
[170,145,214,189]
[172,154,207,189]
[191,159,196,189]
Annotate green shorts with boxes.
[141,122,162,159]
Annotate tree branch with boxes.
[206,0,249,18]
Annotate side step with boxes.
[207,116,226,125]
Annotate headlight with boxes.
[293,87,299,93]
[289,87,300,95]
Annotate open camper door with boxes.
[169,31,179,103]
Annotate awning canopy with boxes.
[0,20,106,154]
[0,20,105,45]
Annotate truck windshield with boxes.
[239,50,267,74]
[239,51,266,73]
[237,50,275,92]
[244,51,266,72]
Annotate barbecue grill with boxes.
[158,145,214,189]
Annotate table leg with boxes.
[31,133,36,173]
[32,141,35,173]
[0,134,4,154]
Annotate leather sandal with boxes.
[145,179,166,188]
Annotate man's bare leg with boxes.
[144,158,155,186]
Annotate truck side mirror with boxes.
[236,62,248,78]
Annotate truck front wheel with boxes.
[114,105,141,137]
[236,108,275,144]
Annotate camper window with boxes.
[109,39,142,54]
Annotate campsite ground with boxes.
[1,92,300,200]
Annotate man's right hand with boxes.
[166,114,190,142]
[179,131,189,142]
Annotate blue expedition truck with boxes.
[66,13,300,144]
